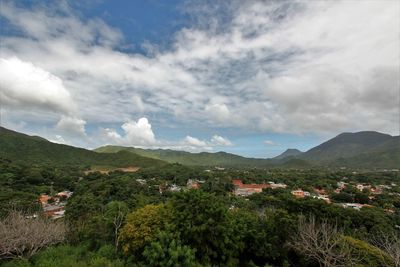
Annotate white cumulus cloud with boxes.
[100,117,233,152]
[211,135,233,146]
[264,140,278,146]
[56,116,87,136]
[0,0,398,151]
[0,57,75,114]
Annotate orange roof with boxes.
[38,194,51,204]
[241,184,270,189]
[232,179,269,189]
[190,182,200,189]
[232,179,243,187]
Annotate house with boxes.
[232,179,244,187]
[370,187,382,195]
[52,210,65,219]
[269,182,287,189]
[57,191,73,199]
[291,189,305,198]
[169,184,182,192]
[43,205,65,218]
[341,203,373,210]
[335,182,347,193]
[136,179,147,185]
[312,195,331,203]
[232,179,270,196]
[235,187,262,196]
[38,194,51,205]
[187,179,200,189]
[356,184,371,192]
[384,208,395,214]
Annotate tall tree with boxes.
[104,201,129,250]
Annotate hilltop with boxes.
[95,146,275,167]
[1,127,397,169]
[0,127,166,168]
[274,149,303,160]
[96,131,399,169]
[300,131,400,168]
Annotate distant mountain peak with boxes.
[274,148,303,160]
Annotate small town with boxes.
[36,170,399,221]
[1,0,399,266]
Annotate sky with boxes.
[0,0,399,158]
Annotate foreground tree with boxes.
[291,215,357,267]
[169,190,239,265]
[119,204,169,257]
[141,230,198,267]
[371,231,400,267]
[0,210,66,259]
[104,201,129,250]
[292,215,393,267]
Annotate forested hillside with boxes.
[0,127,166,168]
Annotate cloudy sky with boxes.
[0,0,399,158]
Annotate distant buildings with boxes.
[159,179,204,194]
[340,203,373,210]
[38,191,73,219]
[291,189,306,198]
[335,182,348,193]
[136,179,147,185]
[269,182,287,189]
[57,190,73,198]
[291,188,331,203]
[356,184,371,192]
[169,184,182,192]
[187,179,200,189]
[232,179,287,196]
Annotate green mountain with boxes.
[1,126,397,169]
[274,149,303,160]
[300,131,400,167]
[96,131,399,169]
[95,145,275,167]
[0,127,166,168]
[327,136,400,168]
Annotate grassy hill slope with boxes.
[96,132,399,169]
[95,145,276,167]
[0,127,166,168]
[302,131,396,162]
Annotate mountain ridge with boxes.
[95,131,399,168]
[0,126,166,168]
[1,127,398,168]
